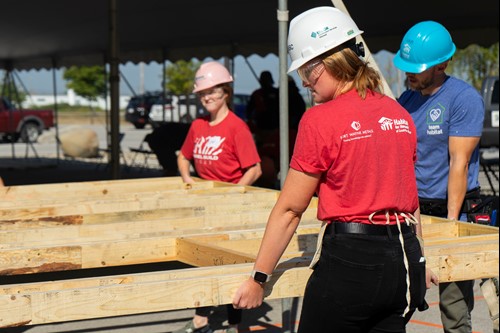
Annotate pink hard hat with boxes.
[193,61,233,93]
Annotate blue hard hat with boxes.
[393,21,456,73]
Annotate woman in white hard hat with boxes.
[232,6,437,332]
[175,61,262,333]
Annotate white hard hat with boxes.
[287,6,363,73]
[193,61,233,93]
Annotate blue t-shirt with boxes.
[397,76,484,199]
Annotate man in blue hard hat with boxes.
[393,21,488,333]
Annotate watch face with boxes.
[253,271,268,283]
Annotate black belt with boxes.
[325,222,413,236]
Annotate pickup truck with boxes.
[480,76,499,148]
[0,96,55,143]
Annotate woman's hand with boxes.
[426,267,439,288]
[232,278,266,309]
[181,175,196,185]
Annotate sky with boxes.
[6,51,401,98]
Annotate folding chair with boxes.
[96,132,128,170]
[480,148,499,196]
[129,133,155,170]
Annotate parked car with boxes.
[125,92,162,129]
[148,93,250,125]
[149,94,203,124]
[147,95,176,124]
[233,93,250,120]
[0,96,55,143]
[480,76,499,148]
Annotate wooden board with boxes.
[0,177,497,328]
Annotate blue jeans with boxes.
[298,230,426,333]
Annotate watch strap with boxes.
[251,270,271,284]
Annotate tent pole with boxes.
[162,49,166,99]
[277,0,289,189]
[51,59,61,162]
[120,70,137,96]
[109,0,120,179]
[278,2,298,333]
[243,57,260,83]
[3,69,17,158]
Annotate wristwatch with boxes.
[251,270,271,284]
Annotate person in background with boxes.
[232,6,437,332]
[285,74,306,131]
[256,75,307,189]
[246,70,280,144]
[175,61,262,333]
[393,21,486,333]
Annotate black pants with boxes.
[419,187,484,221]
[298,231,426,332]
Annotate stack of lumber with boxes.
[0,177,498,328]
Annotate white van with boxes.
[149,94,201,124]
[480,76,499,148]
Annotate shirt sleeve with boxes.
[290,110,331,175]
[449,87,484,137]
[233,123,261,169]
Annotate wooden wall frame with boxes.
[0,177,497,327]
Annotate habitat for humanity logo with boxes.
[378,117,412,134]
[401,43,412,60]
[310,26,336,38]
[193,136,225,161]
[426,103,445,135]
[427,103,444,124]
[378,117,394,130]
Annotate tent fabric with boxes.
[1,0,498,71]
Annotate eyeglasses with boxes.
[298,59,325,86]
[196,87,224,99]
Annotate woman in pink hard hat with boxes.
[175,61,262,333]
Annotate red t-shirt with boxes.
[290,90,419,224]
[181,111,261,184]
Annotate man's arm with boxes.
[447,136,481,220]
